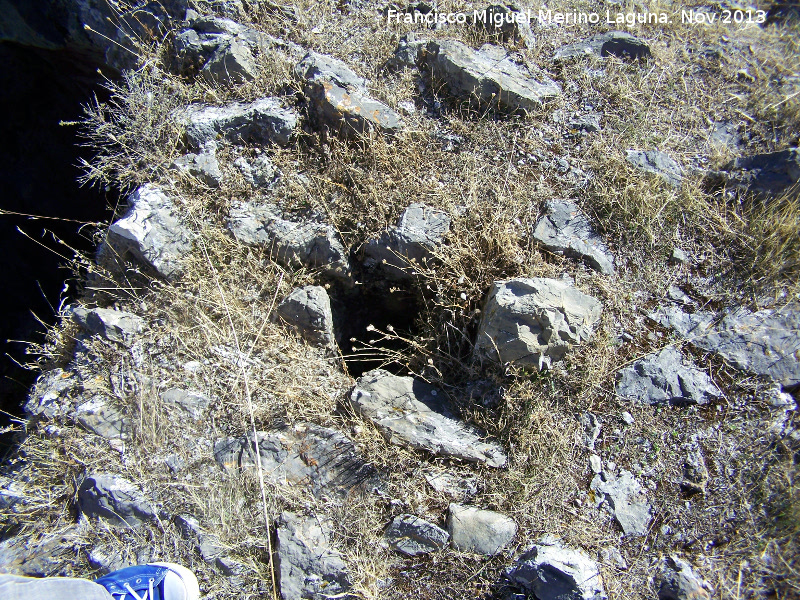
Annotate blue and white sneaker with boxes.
[95,562,200,600]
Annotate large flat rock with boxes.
[350,369,507,467]
[475,278,602,370]
[78,474,156,528]
[591,470,652,537]
[213,424,377,498]
[426,40,561,112]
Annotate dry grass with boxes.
[3,1,800,599]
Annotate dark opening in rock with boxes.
[331,282,421,377]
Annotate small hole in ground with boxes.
[331,282,421,377]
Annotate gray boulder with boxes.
[446,504,516,555]
[160,388,212,420]
[615,347,721,406]
[234,155,280,188]
[650,304,800,388]
[387,32,428,69]
[227,201,352,282]
[295,51,403,135]
[275,512,350,600]
[384,514,450,556]
[658,555,713,600]
[24,369,78,419]
[201,37,257,84]
[475,278,602,370]
[364,203,450,279]
[350,369,507,467]
[590,469,652,537]
[213,424,377,498]
[70,307,146,346]
[276,285,336,348]
[426,40,561,111]
[170,141,223,187]
[554,31,651,61]
[78,474,156,527]
[626,150,683,187]
[532,199,615,275]
[506,537,607,600]
[713,147,799,197]
[106,184,195,281]
[74,396,130,440]
[183,98,298,148]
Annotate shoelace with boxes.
[114,578,155,600]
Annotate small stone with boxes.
[160,388,212,420]
[531,199,615,275]
[104,184,195,281]
[24,369,78,419]
[506,537,607,600]
[384,514,450,556]
[75,396,130,440]
[590,470,652,537]
[712,147,800,198]
[681,446,709,494]
[599,546,627,570]
[183,98,298,148]
[201,38,257,84]
[78,474,156,527]
[621,411,635,425]
[626,150,683,187]
[387,32,427,69]
[234,155,280,188]
[71,307,146,345]
[658,555,713,600]
[670,248,689,265]
[475,278,602,371]
[580,412,601,451]
[589,454,602,474]
[446,504,516,556]
[554,31,651,61]
[364,203,450,280]
[275,285,336,348]
[170,142,223,187]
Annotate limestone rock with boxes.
[599,546,627,570]
[78,474,156,527]
[276,285,336,347]
[234,155,280,188]
[713,147,800,197]
[427,40,561,111]
[626,150,683,187]
[74,396,130,439]
[213,424,377,498]
[387,32,427,69]
[170,142,223,187]
[506,537,607,600]
[384,514,450,556]
[590,470,651,537]
[106,184,195,281]
[174,514,226,562]
[364,203,450,279]
[24,369,79,419]
[650,304,800,388]
[554,31,651,61]
[160,388,211,420]
[475,278,602,370]
[295,51,403,135]
[446,504,516,555]
[423,470,480,501]
[275,512,351,600]
[580,412,601,451]
[682,445,709,494]
[658,555,713,600]
[350,369,507,467]
[227,201,352,282]
[183,98,298,148]
[615,347,721,406]
[70,307,146,346]
[201,37,257,84]
[532,199,615,275]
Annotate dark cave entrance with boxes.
[332,281,423,377]
[0,42,116,449]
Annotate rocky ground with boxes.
[1,1,799,599]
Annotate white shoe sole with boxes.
[147,562,200,600]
